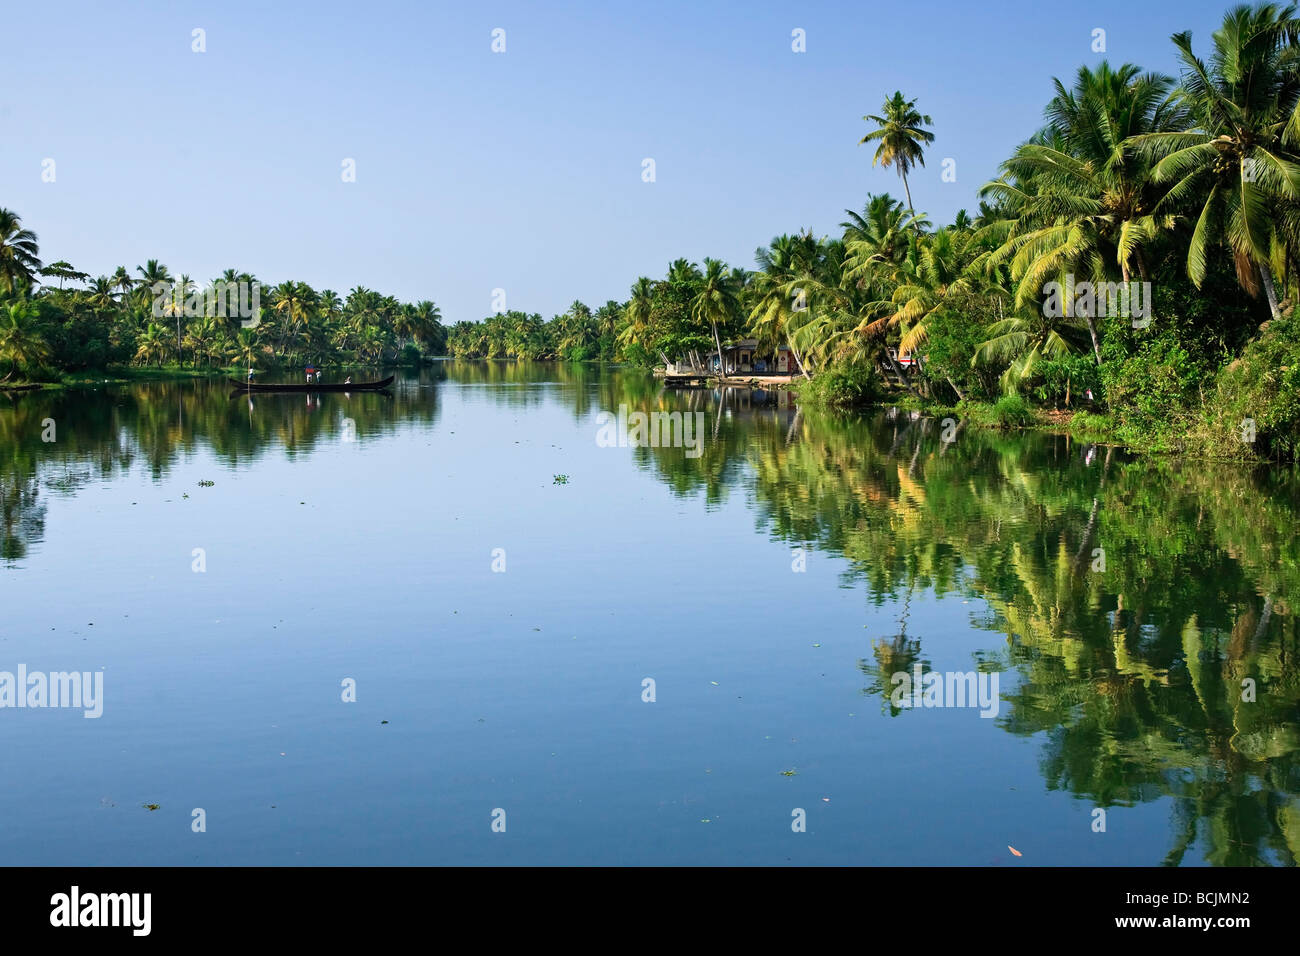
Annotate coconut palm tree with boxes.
[318,289,342,323]
[872,228,983,359]
[859,92,935,221]
[842,194,931,285]
[0,299,51,380]
[691,258,742,374]
[748,234,824,377]
[272,280,315,359]
[978,63,1186,361]
[411,300,443,352]
[132,322,169,367]
[166,274,194,359]
[0,209,41,294]
[111,266,134,309]
[1130,3,1300,319]
[972,304,1092,394]
[617,277,655,354]
[85,276,118,314]
[134,259,171,292]
[594,300,621,346]
[232,328,264,370]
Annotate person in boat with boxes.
[344,376,352,385]
[247,368,255,382]
[305,365,315,384]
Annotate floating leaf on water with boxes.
[143,804,160,811]
[1008,845,1022,857]
[781,769,798,776]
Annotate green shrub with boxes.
[1196,312,1300,460]
[1068,411,1115,439]
[991,393,1033,428]
[797,362,883,407]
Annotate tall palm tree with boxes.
[594,300,621,345]
[85,276,118,314]
[859,92,935,221]
[111,266,134,309]
[749,234,822,377]
[0,209,41,294]
[167,274,194,359]
[1130,3,1300,319]
[134,260,172,315]
[617,277,655,354]
[692,258,741,374]
[272,280,315,359]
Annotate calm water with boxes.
[1,362,1297,865]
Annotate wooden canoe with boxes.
[230,375,395,393]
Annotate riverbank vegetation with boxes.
[0,213,447,381]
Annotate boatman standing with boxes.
[306,364,316,384]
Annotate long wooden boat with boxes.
[229,375,395,393]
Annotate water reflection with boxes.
[3,361,1297,864]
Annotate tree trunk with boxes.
[1085,317,1102,365]
[1260,262,1282,321]
[886,352,918,395]
[1067,278,1103,365]
[711,320,725,379]
[786,334,812,380]
[945,375,965,402]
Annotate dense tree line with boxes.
[0,222,446,377]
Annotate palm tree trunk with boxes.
[1067,279,1103,365]
[1085,318,1102,364]
[711,321,725,379]
[786,334,811,380]
[1259,263,1281,321]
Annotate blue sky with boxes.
[3,0,1225,322]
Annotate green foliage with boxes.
[1067,411,1115,439]
[1198,311,1300,460]
[795,362,882,407]
[991,393,1033,428]
[916,303,998,401]
[1026,353,1100,407]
